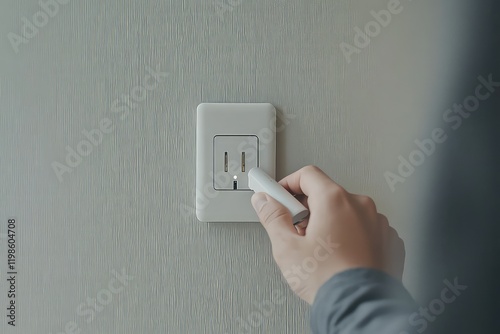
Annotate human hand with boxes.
[251,165,405,304]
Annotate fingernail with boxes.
[251,193,268,212]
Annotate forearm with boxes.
[311,268,417,334]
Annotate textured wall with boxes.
[0,1,469,333]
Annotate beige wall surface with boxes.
[0,1,471,333]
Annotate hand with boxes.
[251,165,405,305]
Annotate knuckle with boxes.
[382,220,390,229]
[270,210,289,223]
[397,235,405,248]
[302,165,322,173]
[393,236,405,254]
[359,195,377,212]
[324,186,348,202]
[388,226,398,236]
[400,241,406,256]
[378,214,389,227]
[263,208,290,225]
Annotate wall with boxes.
[0,1,470,333]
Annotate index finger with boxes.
[278,165,340,197]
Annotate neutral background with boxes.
[0,1,473,333]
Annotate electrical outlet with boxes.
[213,135,258,190]
[196,103,276,223]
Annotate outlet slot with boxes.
[213,135,258,190]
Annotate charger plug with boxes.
[248,167,309,225]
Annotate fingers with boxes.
[352,195,378,216]
[251,192,298,242]
[389,232,406,280]
[377,214,405,280]
[294,194,309,209]
[295,219,309,236]
[278,165,340,198]
[378,213,389,228]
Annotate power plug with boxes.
[248,167,309,225]
[196,103,276,223]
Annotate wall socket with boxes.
[196,103,276,223]
[213,135,258,190]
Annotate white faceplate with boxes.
[196,103,276,223]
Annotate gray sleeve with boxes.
[310,268,418,334]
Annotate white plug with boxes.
[248,167,309,225]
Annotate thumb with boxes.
[251,192,297,239]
